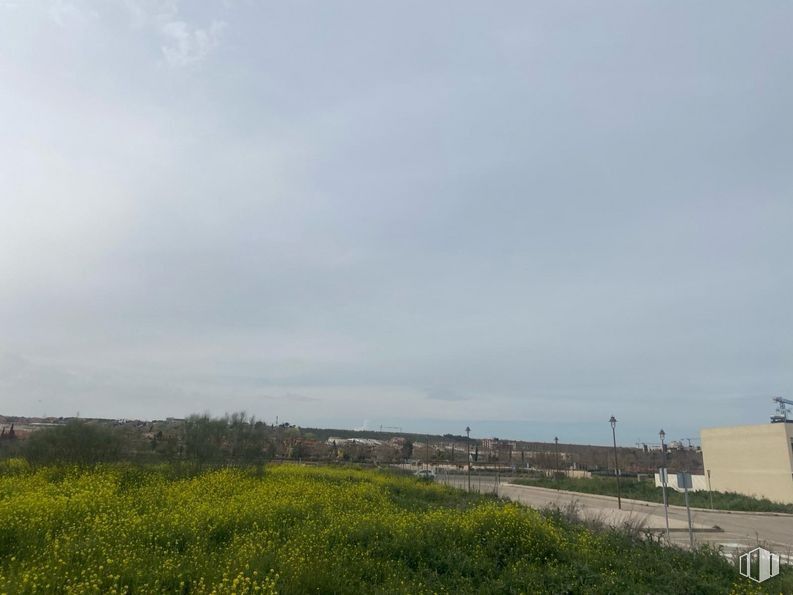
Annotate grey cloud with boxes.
[425,388,470,402]
[0,1,791,443]
[261,393,319,404]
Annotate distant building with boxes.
[701,423,793,504]
[326,437,382,447]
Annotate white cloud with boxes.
[159,18,225,67]
[120,0,226,66]
[48,0,97,25]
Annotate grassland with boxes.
[512,475,793,514]
[0,461,784,594]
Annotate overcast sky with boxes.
[1,1,791,445]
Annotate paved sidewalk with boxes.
[496,482,714,531]
[439,474,793,555]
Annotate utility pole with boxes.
[707,469,714,510]
[609,416,622,510]
[466,426,471,492]
[426,436,430,470]
[659,429,670,543]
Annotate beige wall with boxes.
[701,423,793,504]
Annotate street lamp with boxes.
[466,426,471,492]
[609,416,622,510]
[554,436,560,479]
[659,429,670,542]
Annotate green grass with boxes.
[0,461,788,594]
[512,475,793,513]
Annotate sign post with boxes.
[677,471,694,548]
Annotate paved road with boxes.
[439,474,793,559]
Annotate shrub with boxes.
[21,420,124,465]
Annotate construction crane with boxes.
[771,396,793,423]
[679,437,699,449]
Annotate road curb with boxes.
[442,478,717,531]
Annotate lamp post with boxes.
[466,426,471,492]
[554,436,560,480]
[609,416,622,510]
[659,429,670,542]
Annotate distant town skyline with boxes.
[1,2,791,445]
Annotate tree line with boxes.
[0,413,282,467]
